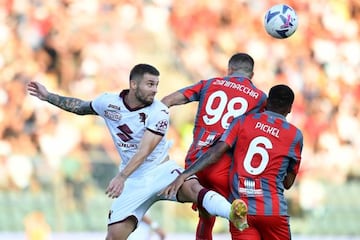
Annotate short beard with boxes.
[135,89,152,106]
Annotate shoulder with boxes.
[152,99,169,109]
[294,126,304,140]
[230,114,248,126]
[94,92,119,101]
[92,92,117,107]
[285,121,304,144]
[149,100,170,115]
[254,86,267,99]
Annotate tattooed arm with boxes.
[27,81,96,115]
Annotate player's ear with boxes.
[249,71,254,79]
[287,104,292,114]
[129,79,137,89]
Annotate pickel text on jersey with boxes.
[255,122,280,138]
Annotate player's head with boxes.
[129,64,160,105]
[129,64,160,83]
[228,53,254,79]
[266,84,295,116]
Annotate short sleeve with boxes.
[90,93,109,116]
[146,102,170,136]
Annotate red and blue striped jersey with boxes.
[221,111,303,216]
[179,75,267,168]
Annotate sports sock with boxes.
[198,189,231,220]
[196,214,216,240]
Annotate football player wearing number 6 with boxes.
[162,53,267,239]
[162,84,303,240]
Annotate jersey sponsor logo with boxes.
[107,104,120,110]
[238,178,263,197]
[155,119,168,133]
[117,124,133,142]
[104,110,121,121]
[117,142,138,149]
[196,131,220,149]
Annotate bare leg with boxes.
[177,178,230,218]
[177,178,203,203]
[106,217,137,240]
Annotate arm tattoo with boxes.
[47,93,96,115]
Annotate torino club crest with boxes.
[138,112,147,125]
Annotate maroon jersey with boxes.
[221,111,303,216]
[179,75,267,168]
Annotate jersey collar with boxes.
[264,110,287,120]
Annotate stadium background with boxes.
[0,0,360,239]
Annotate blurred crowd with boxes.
[0,0,360,218]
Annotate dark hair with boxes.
[129,64,160,82]
[228,53,254,75]
[267,84,295,110]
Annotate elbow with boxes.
[283,174,296,190]
[283,180,292,189]
[161,97,171,107]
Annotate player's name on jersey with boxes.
[255,122,280,138]
[213,79,260,99]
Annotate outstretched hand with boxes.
[27,81,49,101]
[159,174,187,199]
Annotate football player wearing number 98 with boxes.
[162,53,267,239]
[162,84,303,240]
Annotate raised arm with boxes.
[27,81,96,115]
[161,91,190,107]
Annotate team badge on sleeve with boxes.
[155,119,169,134]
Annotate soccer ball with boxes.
[264,4,298,39]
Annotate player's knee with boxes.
[106,218,136,240]
[105,231,119,240]
[178,179,201,202]
[106,230,129,240]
